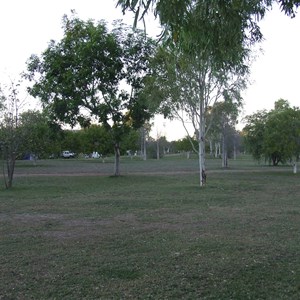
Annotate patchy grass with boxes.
[1,157,300,299]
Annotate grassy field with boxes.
[1,155,300,299]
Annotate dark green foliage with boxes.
[243,110,268,161]
[117,1,300,30]
[18,110,61,159]
[25,13,157,175]
[243,99,300,165]
[174,136,198,152]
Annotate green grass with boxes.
[1,156,300,299]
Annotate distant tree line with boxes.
[1,1,299,188]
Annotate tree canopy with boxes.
[25,13,157,175]
[117,1,300,26]
[243,99,300,166]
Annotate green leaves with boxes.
[24,13,157,172]
[244,100,300,165]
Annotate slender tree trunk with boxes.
[209,140,213,157]
[140,127,147,161]
[293,162,297,174]
[7,156,16,188]
[199,137,206,187]
[214,142,218,158]
[187,151,190,159]
[156,139,160,160]
[233,135,237,160]
[221,121,228,168]
[222,133,228,168]
[199,101,206,187]
[143,139,147,160]
[3,148,16,189]
[114,142,121,176]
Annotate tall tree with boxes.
[119,0,257,186]
[143,39,246,186]
[25,13,156,176]
[117,0,299,184]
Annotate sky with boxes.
[0,1,299,141]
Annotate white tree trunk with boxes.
[198,103,206,187]
[222,133,228,168]
[114,143,121,176]
[143,137,147,160]
[140,127,147,160]
[293,162,297,174]
[215,142,218,158]
[233,139,237,160]
[215,142,220,158]
[209,139,213,157]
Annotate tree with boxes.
[139,121,152,160]
[119,128,140,155]
[118,0,258,187]
[208,99,241,167]
[79,125,112,156]
[174,136,198,158]
[263,103,300,168]
[143,36,246,186]
[0,81,22,188]
[117,0,300,184]
[18,110,61,159]
[117,1,300,28]
[25,13,156,176]
[243,110,268,162]
[243,100,300,170]
[60,130,83,156]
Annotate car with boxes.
[62,150,75,158]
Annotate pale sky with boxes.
[0,1,299,140]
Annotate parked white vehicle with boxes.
[62,150,75,158]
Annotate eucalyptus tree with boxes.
[25,13,157,176]
[118,1,261,186]
[208,99,241,167]
[117,1,299,185]
[117,0,300,26]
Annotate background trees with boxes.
[207,100,241,167]
[25,13,157,176]
[116,0,300,186]
[243,99,300,170]
[118,0,260,186]
[18,110,61,160]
